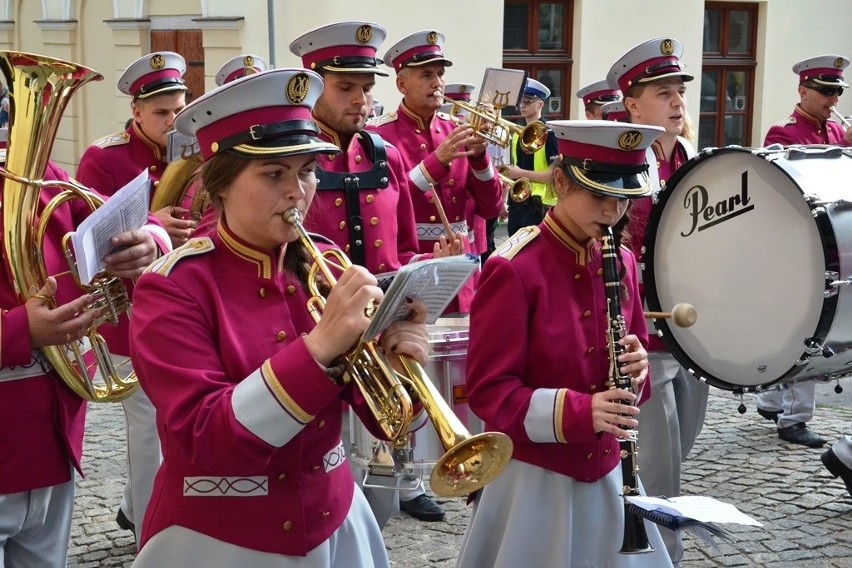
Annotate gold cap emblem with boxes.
[286,72,310,104]
[459,85,468,93]
[426,31,438,45]
[835,57,845,69]
[356,25,373,44]
[618,130,643,151]
[660,39,675,56]
[243,55,254,67]
[150,54,165,70]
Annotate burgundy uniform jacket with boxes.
[305,124,420,273]
[764,105,849,147]
[466,211,650,483]
[131,222,396,556]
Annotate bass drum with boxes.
[644,145,852,391]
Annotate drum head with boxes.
[644,148,831,390]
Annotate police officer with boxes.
[576,79,621,120]
[368,29,503,314]
[75,51,191,542]
[764,54,852,147]
[756,55,852,448]
[608,37,708,567]
[502,78,559,236]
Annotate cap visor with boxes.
[227,136,341,159]
[406,56,453,68]
[135,83,189,100]
[321,65,389,77]
[566,166,651,199]
[637,71,694,85]
[812,77,850,88]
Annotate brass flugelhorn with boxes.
[436,90,547,153]
[0,51,138,402]
[283,207,514,497]
[497,165,532,202]
[831,106,851,131]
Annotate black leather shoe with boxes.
[777,422,826,448]
[400,493,445,522]
[115,508,135,533]
[821,448,852,499]
[756,408,780,424]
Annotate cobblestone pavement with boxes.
[69,384,852,567]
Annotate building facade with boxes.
[0,0,849,173]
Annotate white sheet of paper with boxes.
[626,495,763,526]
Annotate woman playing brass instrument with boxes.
[129,68,429,568]
[457,121,672,567]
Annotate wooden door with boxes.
[151,29,204,102]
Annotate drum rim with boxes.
[642,145,840,391]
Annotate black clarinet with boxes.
[601,225,654,555]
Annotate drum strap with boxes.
[315,131,389,267]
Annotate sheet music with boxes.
[626,495,763,526]
[362,256,478,341]
[70,169,150,285]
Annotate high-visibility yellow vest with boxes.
[511,132,556,205]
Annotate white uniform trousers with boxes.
[117,353,161,544]
[755,381,816,428]
[637,352,709,567]
[0,474,75,568]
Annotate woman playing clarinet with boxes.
[457,120,673,567]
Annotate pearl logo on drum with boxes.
[680,170,753,237]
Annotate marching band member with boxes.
[764,54,852,147]
[609,37,707,567]
[368,29,503,313]
[502,78,559,236]
[75,51,191,542]
[576,79,621,120]
[457,120,670,567]
[289,20,448,525]
[129,67,429,568]
[78,51,196,248]
[215,54,267,87]
[755,55,852,449]
[0,157,162,565]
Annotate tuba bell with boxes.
[283,207,514,497]
[149,144,206,221]
[0,51,138,402]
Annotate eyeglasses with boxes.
[810,85,844,98]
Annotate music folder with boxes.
[362,255,478,342]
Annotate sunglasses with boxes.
[810,85,844,97]
[519,98,540,106]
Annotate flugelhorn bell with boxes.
[283,207,514,497]
[498,165,532,202]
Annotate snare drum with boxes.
[644,145,852,391]
[349,317,477,482]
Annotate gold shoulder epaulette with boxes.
[776,116,797,128]
[146,237,214,276]
[493,226,540,260]
[91,131,130,148]
[367,111,398,127]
